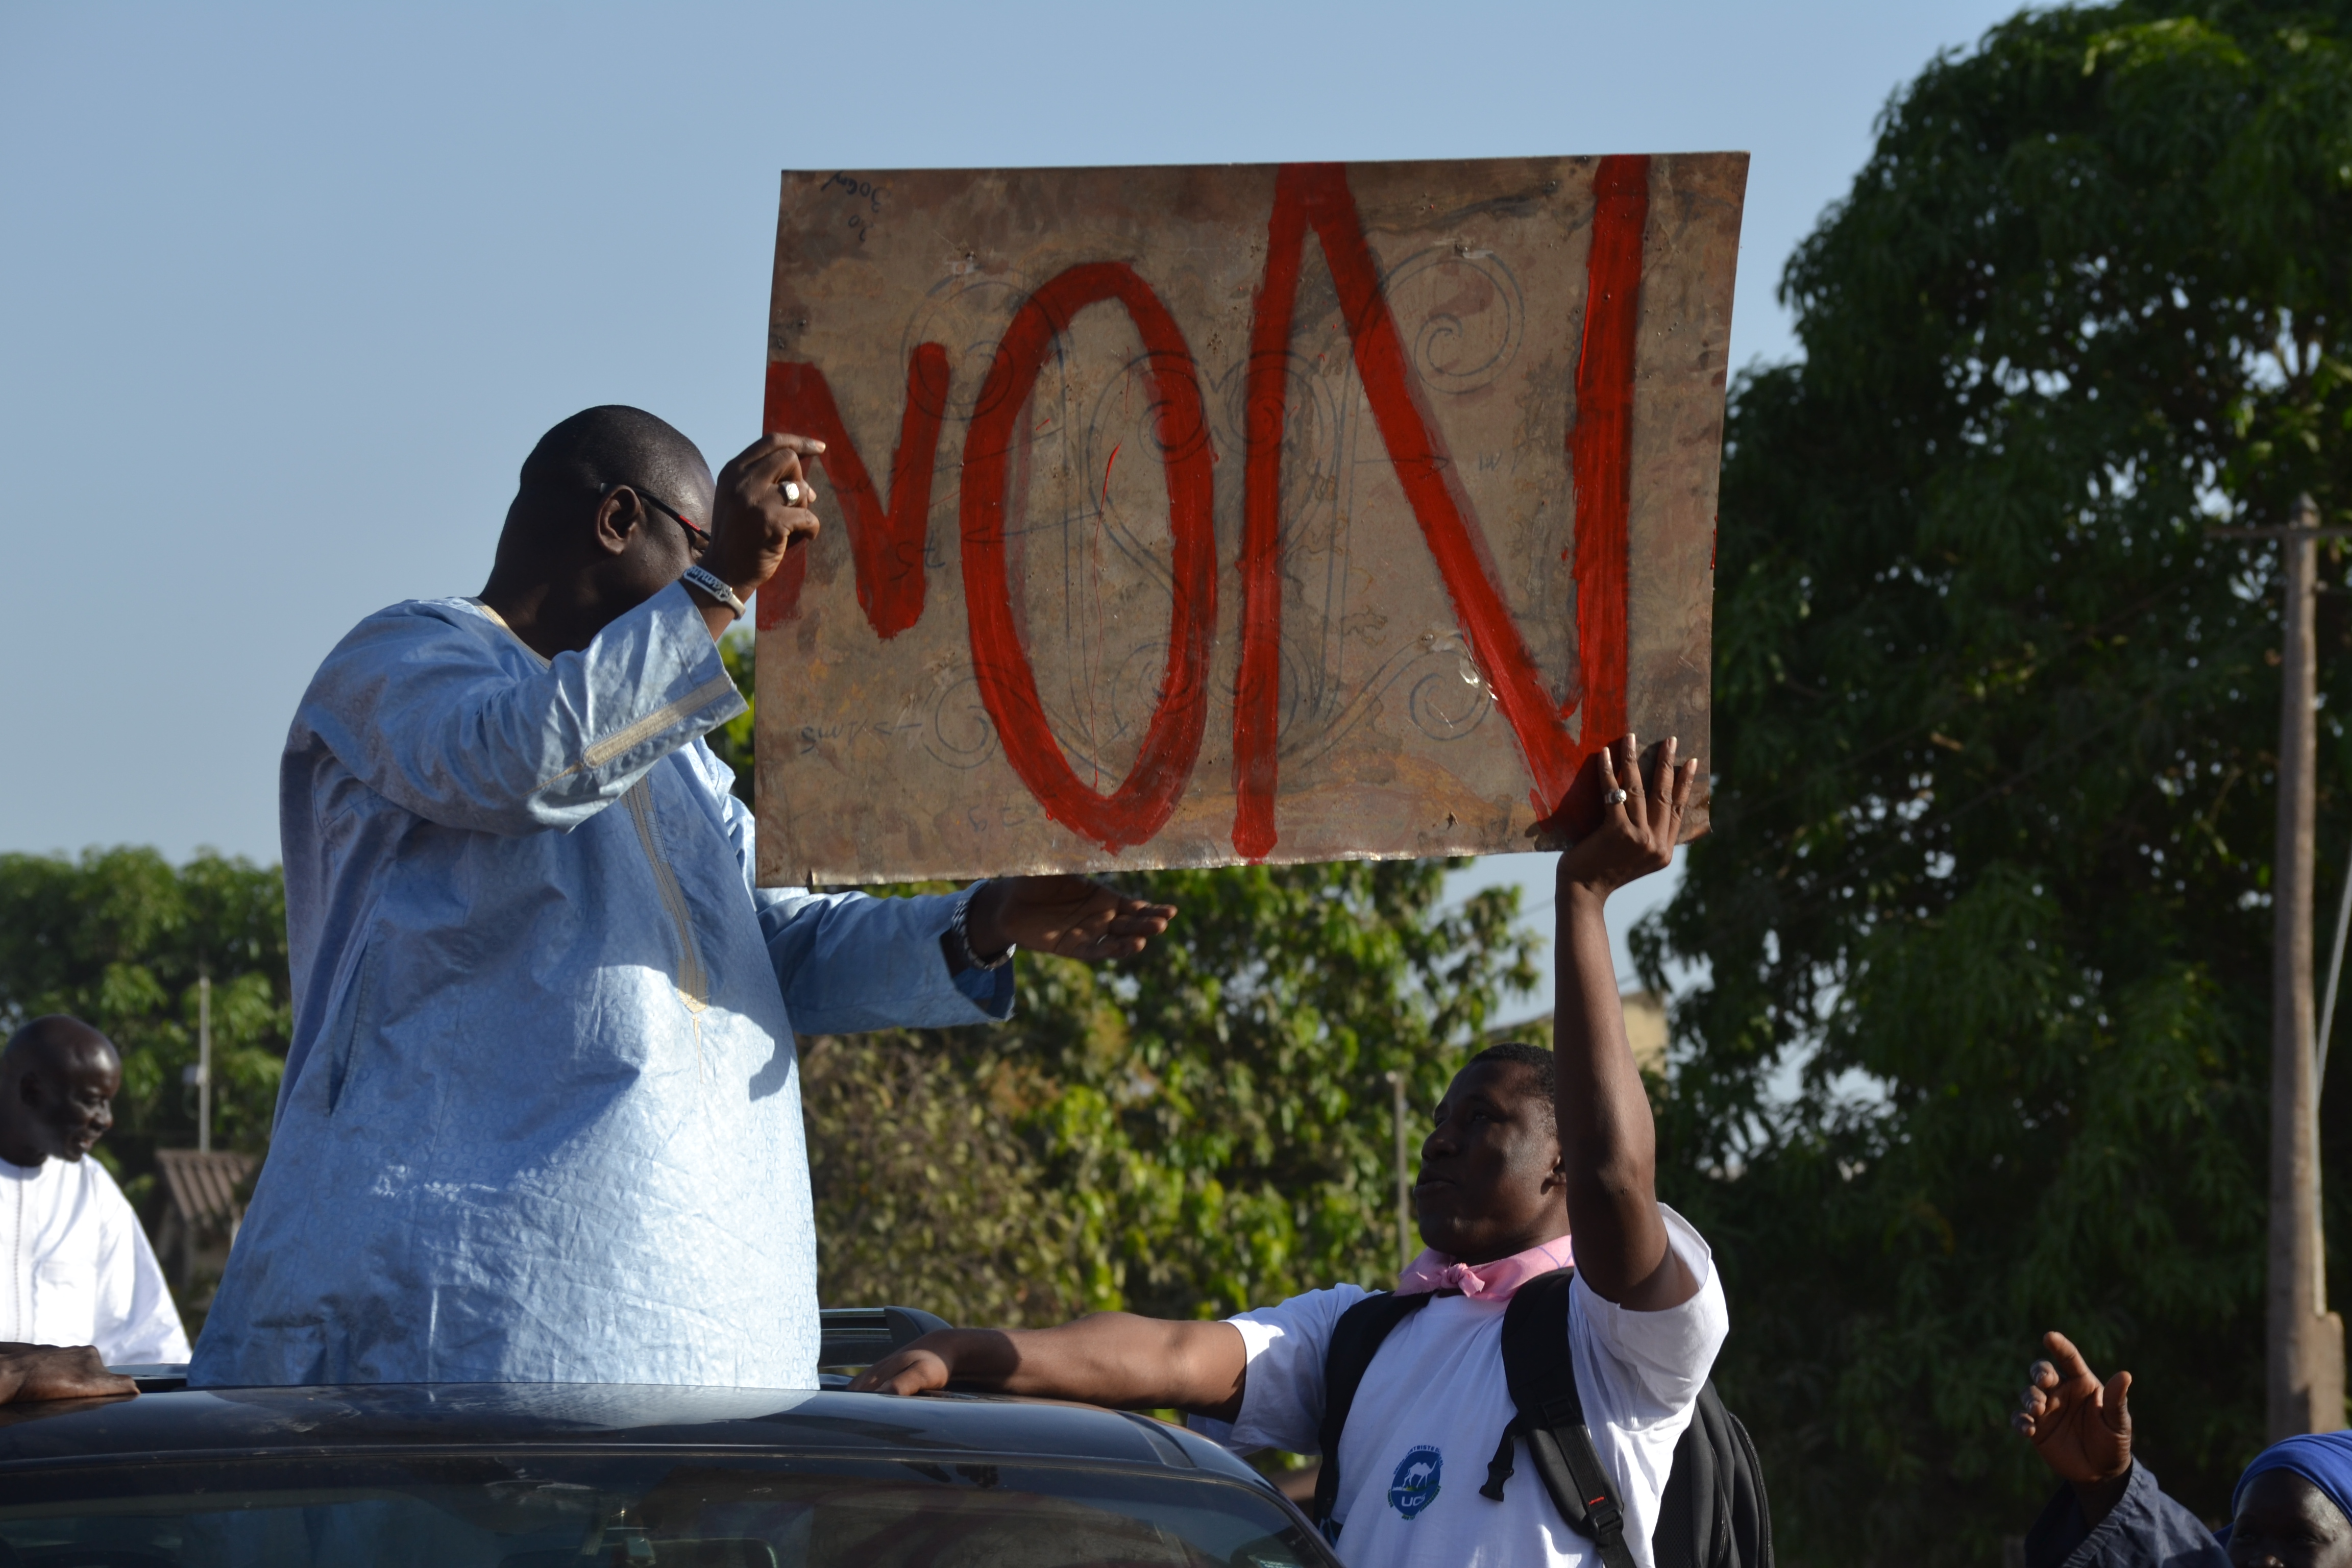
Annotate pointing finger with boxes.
[740,434,821,491]
[2043,1331,2094,1387]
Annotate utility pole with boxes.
[1384,1069,1412,1270]
[197,972,212,1155]
[2228,495,2351,1438]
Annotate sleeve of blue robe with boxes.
[2023,1464,2230,1568]
[756,887,1015,1031]
[299,582,744,836]
[301,584,1011,1046]
[690,735,1018,1033]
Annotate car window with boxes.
[0,1452,1329,1568]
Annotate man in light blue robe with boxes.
[192,407,1172,1390]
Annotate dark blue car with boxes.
[0,1311,1333,1568]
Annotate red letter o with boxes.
[959,263,1217,852]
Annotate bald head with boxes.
[0,1016,120,1167]
[507,405,713,546]
[479,405,720,655]
[5,1016,117,1078]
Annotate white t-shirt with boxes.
[0,1156,192,1364]
[1200,1206,1728,1568]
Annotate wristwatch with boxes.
[682,565,748,620]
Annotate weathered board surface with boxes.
[755,155,1744,886]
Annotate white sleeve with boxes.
[88,1169,193,1365]
[1567,1204,1728,1416]
[1186,1284,1371,1456]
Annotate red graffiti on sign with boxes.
[1231,159,1647,857]
[1566,156,1648,786]
[759,344,951,635]
[960,262,1219,852]
[761,160,1647,857]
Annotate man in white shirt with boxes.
[0,1017,192,1366]
[854,735,1722,1568]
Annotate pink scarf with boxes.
[1395,1234,1573,1302]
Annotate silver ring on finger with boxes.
[1606,787,1628,805]
[782,479,802,504]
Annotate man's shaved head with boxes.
[482,406,722,651]
[0,1016,121,1167]
[4,1016,118,1077]
[513,405,713,532]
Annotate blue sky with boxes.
[1,1,2027,1006]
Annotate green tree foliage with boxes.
[0,849,290,1206]
[709,628,756,805]
[1651,3,2352,1557]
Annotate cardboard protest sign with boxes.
[755,155,1744,886]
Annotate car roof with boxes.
[0,1384,1270,1490]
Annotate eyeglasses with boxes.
[602,482,709,552]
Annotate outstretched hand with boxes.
[1555,734,1700,900]
[2015,1331,2133,1520]
[0,1343,136,1404]
[965,875,1177,964]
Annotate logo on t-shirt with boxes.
[1388,1445,1443,1519]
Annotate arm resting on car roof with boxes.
[850,1315,1249,1422]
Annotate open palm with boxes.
[967,875,1175,962]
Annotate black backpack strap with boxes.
[1656,1382,1775,1568]
[1719,1399,1774,1568]
[1494,1269,1640,1568]
[1654,1384,1721,1568]
[1310,1290,1432,1542]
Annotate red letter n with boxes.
[758,345,951,635]
[1232,159,1648,859]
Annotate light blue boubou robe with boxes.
[191,583,1009,1389]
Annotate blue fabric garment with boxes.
[190,584,1012,1391]
[2231,1429,2352,1527]
[2024,1463,2229,1568]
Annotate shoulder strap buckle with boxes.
[1478,1419,1520,1501]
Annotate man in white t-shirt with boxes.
[855,734,1722,1568]
[0,1017,191,1365]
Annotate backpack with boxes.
[1307,1268,1772,1568]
